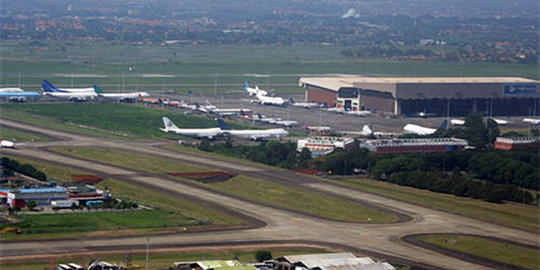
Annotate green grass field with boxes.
[0,126,50,142]
[184,175,398,223]
[51,146,208,173]
[0,248,327,270]
[0,41,537,96]
[330,177,539,232]
[0,103,247,139]
[417,235,539,270]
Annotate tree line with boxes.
[1,157,47,182]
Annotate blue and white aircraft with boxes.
[0,87,41,102]
[42,80,95,93]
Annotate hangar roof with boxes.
[299,77,537,92]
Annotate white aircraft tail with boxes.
[162,117,179,132]
[362,125,372,135]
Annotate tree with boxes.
[52,206,60,213]
[70,203,78,212]
[26,201,37,211]
[255,250,272,262]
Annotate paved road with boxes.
[0,119,537,270]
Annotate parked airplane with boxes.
[244,80,268,96]
[160,117,223,139]
[42,88,96,102]
[523,118,540,125]
[0,87,41,102]
[289,98,319,109]
[450,119,465,126]
[218,119,288,140]
[93,85,149,102]
[0,140,15,148]
[304,124,332,134]
[252,92,287,106]
[42,80,95,93]
[340,125,400,137]
[491,118,509,125]
[346,110,372,117]
[322,104,346,114]
[403,120,447,135]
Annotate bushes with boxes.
[1,157,48,181]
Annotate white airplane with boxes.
[0,140,15,148]
[491,118,509,125]
[339,125,373,137]
[93,85,149,102]
[256,113,281,124]
[450,119,465,126]
[244,80,268,96]
[403,120,447,135]
[523,118,540,125]
[159,117,223,139]
[275,119,298,127]
[218,119,288,140]
[340,125,401,137]
[43,89,97,102]
[252,92,286,106]
[304,124,332,134]
[346,110,372,117]
[42,80,95,93]
[288,98,319,109]
[203,101,253,117]
[0,87,41,102]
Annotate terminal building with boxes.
[299,77,539,116]
[494,136,540,150]
[297,136,355,157]
[361,138,469,154]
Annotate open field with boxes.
[0,103,248,139]
[0,126,50,142]
[185,175,398,223]
[1,154,88,183]
[415,234,539,270]
[329,177,539,232]
[0,247,328,270]
[1,41,537,95]
[51,146,208,173]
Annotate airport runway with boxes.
[1,119,537,270]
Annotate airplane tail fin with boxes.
[244,80,249,90]
[162,117,179,131]
[217,119,232,130]
[289,98,295,104]
[42,80,57,92]
[362,125,372,135]
[257,113,263,119]
[439,120,448,129]
[93,85,104,94]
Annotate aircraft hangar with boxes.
[299,76,539,117]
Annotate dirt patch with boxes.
[168,171,235,183]
[71,174,104,184]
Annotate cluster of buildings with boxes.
[297,136,355,157]
[0,183,110,208]
[175,253,395,270]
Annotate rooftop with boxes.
[299,77,537,91]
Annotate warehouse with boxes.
[299,77,539,116]
[361,138,469,154]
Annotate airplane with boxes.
[403,120,447,135]
[339,125,373,137]
[275,119,298,127]
[218,119,288,140]
[346,110,372,117]
[340,125,401,137]
[42,87,96,102]
[523,118,540,125]
[159,117,223,139]
[491,118,509,125]
[256,113,281,124]
[202,101,253,117]
[42,80,95,93]
[288,98,319,109]
[0,87,41,102]
[252,92,287,106]
[0,140,15,148]
[244,80,268,96]
[93,85,149,102]
[321,103,347,114]
[304,124,332,134]
[450,119,465,126]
